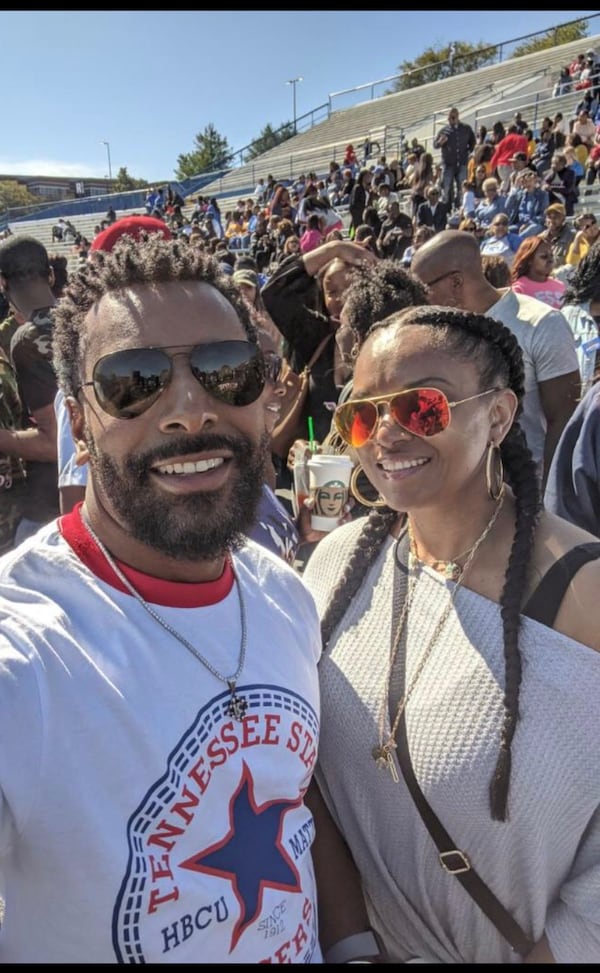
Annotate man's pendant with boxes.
[372,741,399,782]
[226,681,248,722]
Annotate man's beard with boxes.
[85,429,271,561]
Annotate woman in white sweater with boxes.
[303,304,600,964]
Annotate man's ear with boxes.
[73,438,90,468]
[66,396,90,466]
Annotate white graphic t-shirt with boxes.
[0,508,322,963]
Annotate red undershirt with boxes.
[58,502,233,608]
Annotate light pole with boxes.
[286,77,303,134]
[100,140,112,187]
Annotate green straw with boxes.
[307,416,317,451]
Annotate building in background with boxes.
[0,173,112,201]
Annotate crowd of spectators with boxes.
[3,45,600,557]
[1,43,600,964]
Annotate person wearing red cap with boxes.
[89,215,172,254]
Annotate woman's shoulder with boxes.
[530,511,600,651]
[302,516,373,589]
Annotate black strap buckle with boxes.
[439,849,471,874]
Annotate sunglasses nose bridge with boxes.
[156,352,220,427]
[372,396,413,441]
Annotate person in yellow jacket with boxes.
[565,212,600,266]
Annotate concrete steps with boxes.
[8,31,600,250]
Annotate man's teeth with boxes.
[158,457,225,475]
[380,457,429,471]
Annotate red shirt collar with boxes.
[59,503,233,607]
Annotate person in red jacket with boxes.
[584,131,600,188]
[343,143,358,176]
[489,124,529,193]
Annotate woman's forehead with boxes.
[357,322,438,369]
[355,328,479,395]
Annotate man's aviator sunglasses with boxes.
[334,386,499,447]
[78,340,268,419]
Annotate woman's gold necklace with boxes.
[81,511,249,721]
[408,520,493,582]
[372,492,505,780]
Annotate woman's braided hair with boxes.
[321,305,542,821]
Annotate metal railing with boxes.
[326,13,600,111]
[3,12,599,229]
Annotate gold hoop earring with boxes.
[485,442,504,501]
[350,464,386,508]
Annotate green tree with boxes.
[0,180,39,211]
[512,21,588,57]
[112,167,148,192]
[389,40,497,92]
[175,123,232,180]
[244,122,295,161]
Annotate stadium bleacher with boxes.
[6,26,600,245]
[188,30,600,214]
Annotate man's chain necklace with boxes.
[81,511,248,721]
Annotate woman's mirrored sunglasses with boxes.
[78,340,267,419]
[334,386,499,447]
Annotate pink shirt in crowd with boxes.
[512,275,566,309]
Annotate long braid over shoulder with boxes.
[320,507,398,651]
[322,304,542,822]
[417,307,542,821]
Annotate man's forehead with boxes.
[96,277,227,311]
[411,252,436,275]
[82,280,239,357]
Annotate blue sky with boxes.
[1,10,597,182]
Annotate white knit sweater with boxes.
[303,518,600,963]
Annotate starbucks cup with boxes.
[307,454,354,532]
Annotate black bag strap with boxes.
[305,332,333,372]
[522,542,600,627]
[391,533,534,957]
[395,710,534,957]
